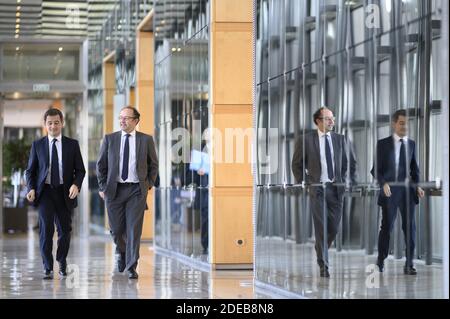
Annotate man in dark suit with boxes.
[371,109,425,275]
[292,107,357,278]
[25,108,86,280]
[96,106,158,279]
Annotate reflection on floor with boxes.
[0,231,444,299]
[0,232,276,299]
[255,238,444,299]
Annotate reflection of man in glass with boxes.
[371,109,425,275]
[188,143,209,255]
[292,107,357,278]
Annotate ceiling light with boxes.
[16,12,20,17]
[16,18,20,23]
[17,6,21,10]
[17,0,21,3]
[58,47,63,52]
[15,29,20,34]
[16,24,20,29]
[16,47,20,51]
[15,34,19,39]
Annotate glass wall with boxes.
[255,0,445,298]
[87,0,152,229]
[154,0,210,262]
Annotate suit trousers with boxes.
[377,187,416,267]
[38,184,72,271]
[309,184,343,268]
[106,183,147,271]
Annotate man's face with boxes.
[119,108,138,133]
[45,114,63,137]
[317,109,335,133]
[393,115,408,137]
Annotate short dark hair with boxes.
[44,108,64,122]
[392,109,407,123]
[121,106,140,121]
[313,106,333,125]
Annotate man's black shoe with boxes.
[43,270,53,280]
[320,266,330,278]
[404,266,417,275]
[376,261,384,272]
[128,268,139,279]
[59,261,67,277]
[118,253,126,273]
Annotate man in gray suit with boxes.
[292,107,356,278]
[97,106,158,279]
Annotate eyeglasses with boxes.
[319,116,335,122]
[118,116,136,121]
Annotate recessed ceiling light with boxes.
[16,47,20,51]
[17,0,21,3]
[15,34,19,39]
[16,12,20,17]
[15,29,20,34]
[58,47,63,51]
[17,6,21,10]
[16,24,20,29]
[16,18,20,23]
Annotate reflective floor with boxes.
[0,230,444,299]
[256,239,445,299]
[0,231,276,299]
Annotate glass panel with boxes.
[154,0,210,262]
[2,43,80,81]
[255,0,445,298]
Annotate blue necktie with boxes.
[121,134,131,181]
[51,138,60,187]
[325,135,334,181]
[398,139,407,181]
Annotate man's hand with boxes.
[383,183,392,197]
[417,187,425,198]
[198,168,205,176]
[99,191,105,200]
[26,189,36,203]
[69,185,79,199]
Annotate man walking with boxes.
[25,108,86,279]
[372,109,425,275]
[292,107,356,277]
[97,106,158,279]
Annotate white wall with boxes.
[3,99,53,128]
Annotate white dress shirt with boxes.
[118,130,139,183]
[46,134,63,185]
[393,133,408,180]
[318,129,335,183]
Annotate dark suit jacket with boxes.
[292,131,357,191]
[96,131,159,201]
[25,136,86,210]
[370,136,420,206]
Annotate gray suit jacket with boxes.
[291,130,357,187]
[96,131,159,201]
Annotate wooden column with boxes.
[210,0,254,268]
[136,27,155,240]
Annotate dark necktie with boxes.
[51,138,60,187]
[398,139,407,181]
[121,134,131,181]
[325,135,334,181]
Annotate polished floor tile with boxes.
[0,231,444,299]
[255,238,445,299]
[0,232,274,299]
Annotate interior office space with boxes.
[0,0,448,301]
